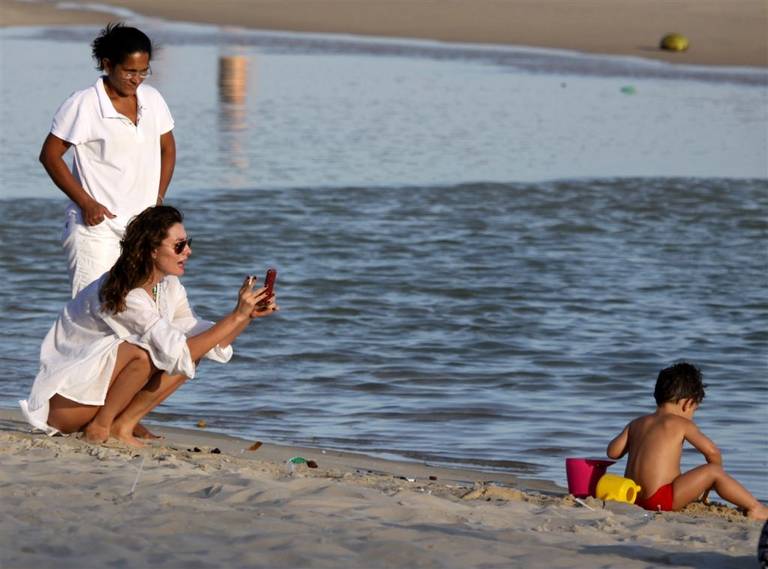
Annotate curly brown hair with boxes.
[100,205,183,313]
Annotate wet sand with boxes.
[1,0,766,66]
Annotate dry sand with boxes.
[0,408,763,569]
[1,0,766,67]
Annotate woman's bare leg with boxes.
[110,372,188,443]
[48,343,154,439]
[47,395,100,436]
[83,344,154,446]
[133,423,162,439]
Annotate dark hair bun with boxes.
[91,22,153,70]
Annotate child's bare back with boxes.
[623,412,693,499]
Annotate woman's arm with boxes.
[186,312,248,361]
[39,133,116,225]
[216,295,277,348]
[157,131,176,204]
[186,277,276,359]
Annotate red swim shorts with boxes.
[636,483,674,511]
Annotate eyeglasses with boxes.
[172,238,192,254]
[121,67,152,80]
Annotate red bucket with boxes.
[565,458,615,498]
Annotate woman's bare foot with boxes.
[133,422,162,439]
[84,421,110,444]
[111,423,145,448]
[747,503,768,521]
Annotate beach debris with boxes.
[188,447,202,453]
[660,33,689,52]
[128,455,146,498]
[210,448,221,454]
[247,441,263,451]
[286,456,318,468]
[620,85,636,95]
[429,475,438,481]
[286,456,318,474]
[574,497,596,511]
[196,419,207,428]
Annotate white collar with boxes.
[95,76,147,120]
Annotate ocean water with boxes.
[0,22,766,497]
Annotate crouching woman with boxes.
[19,205,277,447]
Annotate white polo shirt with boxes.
[51,77,174,223]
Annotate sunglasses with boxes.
[172,238,192,254]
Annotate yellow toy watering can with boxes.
[595,473,641,504]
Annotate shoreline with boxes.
[0,407,560,491]
[0,0,766,67]
[1,408,763,568]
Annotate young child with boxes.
[606,362,768,520]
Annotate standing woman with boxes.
[39,23,176,297]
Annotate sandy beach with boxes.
[1,0,766,67]
[0,408,763,568]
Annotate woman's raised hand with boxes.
[234,276,278,320]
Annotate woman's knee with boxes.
[123,344,155,373]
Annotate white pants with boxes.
[62,208,125,298]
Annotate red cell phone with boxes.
[263,267,277,296]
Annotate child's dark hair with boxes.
[653,362,706,406]
[91,23,153,70]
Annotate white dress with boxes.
[19,274,232,435]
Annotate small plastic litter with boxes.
[574,497,596,511]
[210,448,221,454]
[429,476,438,481]
[128,455,146,497]
[286,456,318,474]
[620,85,637,95]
